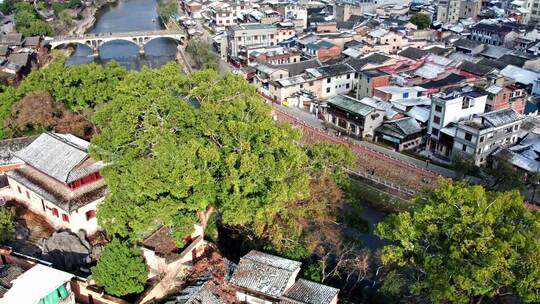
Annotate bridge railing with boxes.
[52,30,184,41]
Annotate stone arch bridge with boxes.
[48,30,186,56]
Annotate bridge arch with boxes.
[143,35,185,46]
[50,41,93,51]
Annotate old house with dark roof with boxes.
[231,251,338,304]
[469,23,520,46]
[5,133,106,235]
[325,94,385,138]
[375,117,425,151]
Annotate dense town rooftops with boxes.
[419,73,467,89]
[377,117,423,139]
[280,279,339,304]
[230,250,301,298]
[459,60,496,76]
[497,133,540,172]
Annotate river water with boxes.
[65,0,178,69]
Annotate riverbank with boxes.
[60,0,118,35]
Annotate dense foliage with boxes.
[157,0,177,20]
[0,59,127,139]
[185,39,220,71]
[376,183,540,304]
[90,64,355,255]
[0,207,15,243]
[409,13,432,30]
[91,239,148,296]
[13,2,53,37]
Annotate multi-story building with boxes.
[227,23,278,62]
[453,108,523,165]
[531,0,540,22]
[334,0,376,22]
[325,95,386,138]
[355,69,391,99]
[437,0,461,23]
[469,23,520,46]
[5,132,106,235]
[427,85,487,157]
[310,63,356,99]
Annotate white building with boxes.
[307,63,356,99]
[427,85,487,157]
[5,133,105,235]
[227,23,278,60]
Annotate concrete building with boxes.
[436,0,480,23]
[427,85,487,157]
[227,23,278,62]
[355,69,391,99]
[334,0,376,22]
[453,108,523,165]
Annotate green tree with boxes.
[14,2,53,36]
[410,13,432,30]
[185,39,219,71]
[90,64,355,254]
[157,0,177,20]
[376,183,540,304]
[0,207,15,243]
[91,239,148,296]
[91,65,310,244]
[485,154,526,191]
[0,58,127,139]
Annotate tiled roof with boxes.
[280,279,339,304]
[0,136,37,166]
[498,54,526,67]
[459,60,495,76]
[481,108,523,128]
[327,95,380,117]
[15,133,89,183]
[453,38,483,51]
[316,63,353,77]
[398,47,427,60]
[230,251,301,299]
[275,59,321,76]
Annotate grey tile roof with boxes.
[0,136,37,166]
[231,251,301,299]
[281,279,339,304]
[14,133,101,183]
[480,108,523,128]
[327,95,380,117]
[459,60,495,76]
[274,59,321,76]
[398,47,428,60]
[316,63,353,77]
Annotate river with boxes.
[65,0,178,69]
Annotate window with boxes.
[346,83,350,89]
[433,116,441,124]
[464,132,472,141]
[309,81,314,86]
[300,84,303,89]
[350,124,357,134]
[26,191,30,200]
[432,128,439,136]
[347,74,351,79]
[462,144,467,152]
[355,72,359,78]
[17,186,21,194]
[435,105,442,112]
[327,78,331,83]
[479,136,484,143]
[403,92,409,98]
[86,210,96,221]
[62,214,69,223]
[326,87,330,93]
[52,208,59,217]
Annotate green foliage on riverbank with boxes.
[186,39,220,71]
[0,57,127,139]
[13,2,53,37]
[376,183,540,303]
[157,0,177,20]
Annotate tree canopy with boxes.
[90,64,355,253]
[0,58,127,139]
[0,207,15,243]
[376,183,540,304]
[91,239,148,296]
[185,39,220,71]
[13,2,53,37]
[410,13,432,30]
